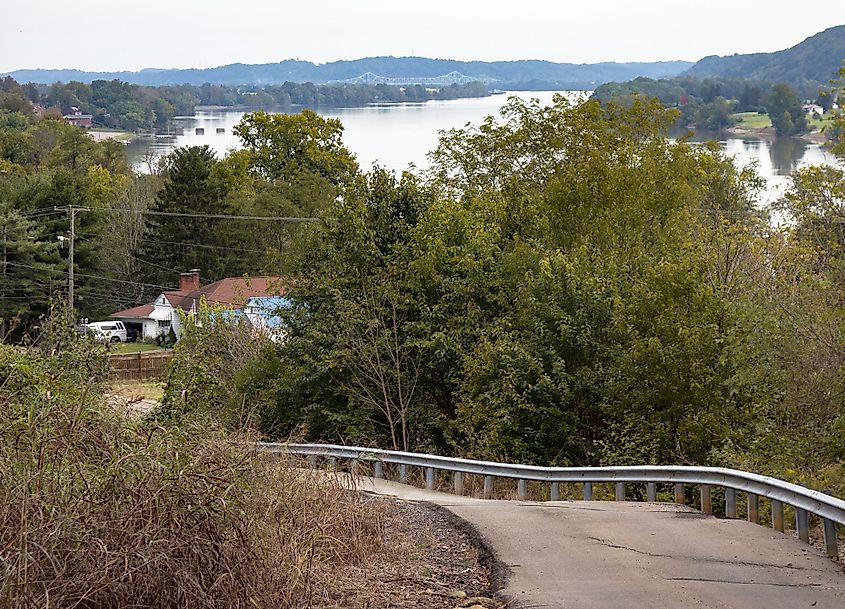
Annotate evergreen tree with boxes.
[140,146,235,287]
[0,201,59,340]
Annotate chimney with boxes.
[179,270,200,292]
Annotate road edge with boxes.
[416,500,512,606]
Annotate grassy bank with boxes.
[731,110,833,133]
[731,111,772,129]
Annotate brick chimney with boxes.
[179,270,201,292]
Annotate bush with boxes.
[157,303,272,428]
[0,332,383,607]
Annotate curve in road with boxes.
[360,478,845,609]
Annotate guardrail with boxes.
[260,442,845,560]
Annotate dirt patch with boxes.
[323,496,506,608]
[108,381,164,402]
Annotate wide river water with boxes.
[126,91,841,207]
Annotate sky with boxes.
[2,0,844,72]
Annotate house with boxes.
[111,271,286,341]
[803,103,825,117]
[63,107,93,128]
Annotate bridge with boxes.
[329,71,493,86]
[264,443,845,609]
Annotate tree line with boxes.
[2,75,489,132]
[592,75,824,135]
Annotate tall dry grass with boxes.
[0,342,383,608]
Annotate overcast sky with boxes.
[2,1,844,72]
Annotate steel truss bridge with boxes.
[329,71,493,86]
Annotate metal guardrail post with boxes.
[647,482,657,502]
[454,471,463,495]
[823,518,838,559]
[615,482,625,501]
[674,483,685,505]
[329,457,337,472]
[771,499,784,532]
[584,482,593,501]
[399,464,408,484]
[307,454,317,469]
[518,479,527,500]
[726,488,737,518]
[374,461,384,479]
[551,482,561,501]
[796,508,810,543]
[747,493,759,524]
[351,460,359,476]
[700,485,712,514]
[426,467,435,490]
[483,475,494,499]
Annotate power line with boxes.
[127,253,183,276]
[57,206,319,222]
[138,237,276,254]
[4,261,174,291]
[17,208,66,219]
[75,231,281,254]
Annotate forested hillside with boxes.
[152,70,845,502]
[684,25,845,86]
[5,56,693,90]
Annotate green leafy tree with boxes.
[767,83,808,136]
[233,110,358,192]
[826,64,845,157]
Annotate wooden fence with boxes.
[108,350,173,381]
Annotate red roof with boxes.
[164,276,285,312]
[111,303,154,319]
[111,277,286,320]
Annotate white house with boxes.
[803,103,825,117]
[111,271,285,341]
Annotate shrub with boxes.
[0,332,382,608]
[157,303,272,428]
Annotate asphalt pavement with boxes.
[360,478,845,609]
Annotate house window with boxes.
[157,320,171,329]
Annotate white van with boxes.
[86,321,128,343]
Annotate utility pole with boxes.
[54,205,78,321]
[68,206,75,322]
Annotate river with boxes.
[126,91,840,206]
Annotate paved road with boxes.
[359,478,845,609]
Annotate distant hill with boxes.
[684,25,845,85]
[3,57,693,89]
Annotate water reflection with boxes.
[127,94,841,207]
[769,137,808,175]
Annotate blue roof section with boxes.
[246,296,291,330]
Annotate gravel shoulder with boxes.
[324,495,506,609]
